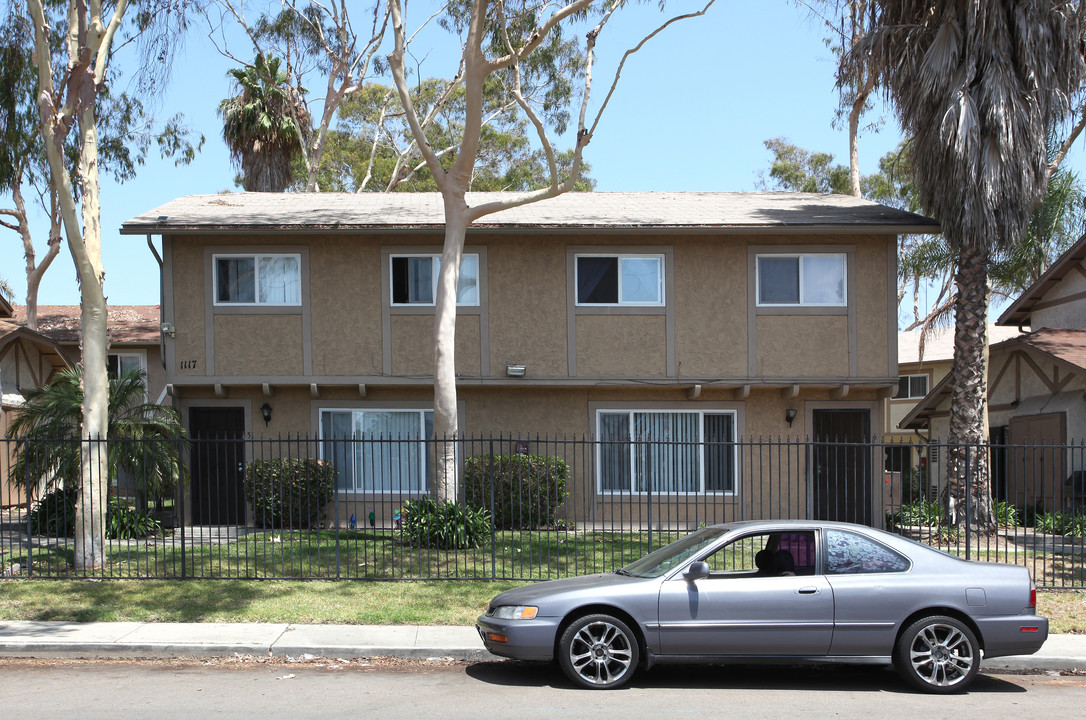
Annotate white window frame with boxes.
[575,253,666,307]
[213,253,302,307]
[897,374,929,400]
[319,408,435,495]
[108,351,148,401]
[595,408,738,496]
[755,253,847,307]
[389,253,480,307]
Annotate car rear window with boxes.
[824,529,910,574]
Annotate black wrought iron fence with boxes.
[1,435,1083,587]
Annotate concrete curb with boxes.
[0,620,1080,671]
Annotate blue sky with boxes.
[3,1,1084,322]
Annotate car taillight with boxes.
[1030,587,1036,609]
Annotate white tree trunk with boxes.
[432,197,469,502]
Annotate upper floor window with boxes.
[107,352,146,380]
[391,254,479,306]
[214,254,301,306]
[597,409,736,494]
[756,253,846,307]
[576,254,664,306]
[897,374,929,399]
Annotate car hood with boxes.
[489,572,644,608]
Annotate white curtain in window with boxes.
[408,258,433,303]
[456,255,479,304]
[632,412,699,493]
[258,256,300,304]
[357,411,424,493]
[620,257,662,304]
[801,255,845,305]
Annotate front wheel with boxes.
[894,615,980,693]
[557,614,640,689]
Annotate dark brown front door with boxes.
[189,407,246,525]
[812,409,872,525]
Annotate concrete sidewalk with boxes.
[0,620,1083,671]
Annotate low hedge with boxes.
[464,454,569,530]
[244,458,336,529]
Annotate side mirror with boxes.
[684,561,710,581]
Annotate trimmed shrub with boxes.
[464,454,569,529]
[400,498,490,550]
[244,458,336,529]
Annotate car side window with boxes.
[702,531,816,577]
[824,529,910,574]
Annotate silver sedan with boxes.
[477,520,1047,692]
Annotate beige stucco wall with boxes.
[756,316,850,377]
[166,230,897,386]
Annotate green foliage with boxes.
[888,499,944,527]
[759,137,852,194]
[27,485,79,537]
[243,458,336,529]
[994,500,1019,528]
[1036,512,1086,538]
[219,53,309,192]
[463,454,569,529]
[400,499,491,550]
[28,487,162,539]
[106,497,163,540]
[312,81,595,193]
[7,368,187,503]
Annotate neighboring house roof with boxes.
[898,328,1086,429]
[119,191,940,235]
[0,294,12,319]
[898,325,1023,365]
[997,233,1086,328]
[11,305,161,345]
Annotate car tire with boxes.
[893,615,980,693]
[557,613,640,689]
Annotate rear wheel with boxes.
[894,615,979,693]
[557,614,639,689]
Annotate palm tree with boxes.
[7,367,187,507]
[218,54,310,192]
[857,2,1086,528]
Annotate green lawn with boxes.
[0,579,1082,633]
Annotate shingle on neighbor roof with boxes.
[11,305,161,344]
[120,191,939,234]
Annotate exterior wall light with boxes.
[785,408,798,427]
[260,402,273,426]
[506,364,526,377]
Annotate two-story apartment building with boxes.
[121,191,937,526]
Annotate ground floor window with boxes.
[320,409,433,493]
[596,410,736,494]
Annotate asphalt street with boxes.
[2,658,1085,720]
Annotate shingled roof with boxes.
[11,305,161,344]
[120,191,939,235]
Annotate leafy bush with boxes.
[29,487,162,539]
[106,497,163,539]
[464,454,569,529]
[400,498,491,550]
[994,500,1019,528]
[1036,511,1086,537]
[28,485,79,537]
[244,458,336,529]
[888,499,944,527]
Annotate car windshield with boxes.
[620,527,729,578]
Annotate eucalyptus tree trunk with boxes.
[942,243,996,531]
[433,195,470,502]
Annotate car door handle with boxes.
[798,587,820,595]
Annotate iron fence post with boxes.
[489,438,496,581]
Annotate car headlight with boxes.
[491,605,538,620]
